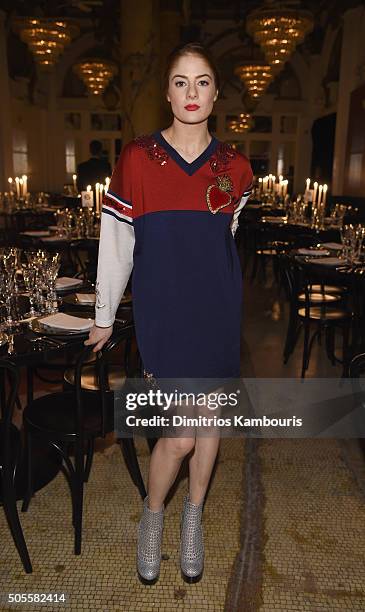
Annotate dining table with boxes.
[0,280,133,500]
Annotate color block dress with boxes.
[95,131,253,389]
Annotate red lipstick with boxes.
[184,104,200,111]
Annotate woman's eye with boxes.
[198,80,209,86]
[175,81,186,87]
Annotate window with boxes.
[65,112,81,130]
[90,113,121,131]
[65,139,76,174]
[13,131,28,175]
[280,116,298,134]
[251,116,272,133]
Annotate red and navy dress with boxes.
[95,130,253,389]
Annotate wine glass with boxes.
[22,264,40,318]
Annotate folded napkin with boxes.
[319,242,344,250]
[40,313,94,331]
[75,293,96,303]
[297,248,329,256]
[56,277,83,289]
[22,230,50,237]
[307,257,344,266]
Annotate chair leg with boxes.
[73,442,85,555]
[301,320,311,378]
[325,326,336,365]
[342,321,351,377]
[2,474,32,573]
[119,438,146,500]
[284,308,299,363]
[83,439,94,483]
[21,430,33,513]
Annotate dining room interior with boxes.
[0,0,365,611]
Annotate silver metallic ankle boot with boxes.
[180,495,204,582]
[137,496,164,583]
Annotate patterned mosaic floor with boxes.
[0,436,245,611]
[258,438,365,611]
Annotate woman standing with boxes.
[85,42,253,584]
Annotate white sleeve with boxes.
[230,193,251,237]
[94,210,135,327]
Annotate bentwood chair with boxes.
[0,361,32,573]
[21,324,145,555]
[279,254,352,377]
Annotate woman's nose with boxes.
[187,86,198,99]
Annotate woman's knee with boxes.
[163,436,195,458]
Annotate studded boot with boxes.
[137,495,164,584]
[180,495,205,582]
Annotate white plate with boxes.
[307,257,344,266]
[319,242,344,250]
[262,216,287,224]
[297,248,330,256]
[21,230,51,237]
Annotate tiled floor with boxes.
[1,257,365,611]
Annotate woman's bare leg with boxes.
[147,437,195,511]
[188,388,223,504]
[188,436,220,505]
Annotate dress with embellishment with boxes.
[94,130,253,389]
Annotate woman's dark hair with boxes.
[162,42,220,95]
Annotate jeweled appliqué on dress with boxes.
[135,135,169,166]
[209,142,236,174]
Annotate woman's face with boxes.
[166,53,218,125]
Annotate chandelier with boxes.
[246,2,314,73]
[228,113,254,134]
[13,18,78,69]
[234,64,273,99]
[73,59,118,96]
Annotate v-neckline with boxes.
[154,130,219,176]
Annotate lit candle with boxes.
[86,184,91,192]
[8,177,13,194]
[306,178,310,192]
[95,182,100,213]
[73,174,77,192]
[15,176,20,198]
[323,184,328,207]
[19,177,24,197]
[22,174,27,195]
[258,177,262,195]
[99,183,104,208]
[105,177,110,193]
[282,180,288,197]
[313,181,318,207]
[318,184,323,207]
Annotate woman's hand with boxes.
[84,324,113,352]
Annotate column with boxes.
[332,6,363,195]
[159,2,182,128]
[0,11,14,190]
[120,0,161,142]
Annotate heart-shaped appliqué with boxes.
[206,184,232,214]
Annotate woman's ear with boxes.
[214,90,219,102]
